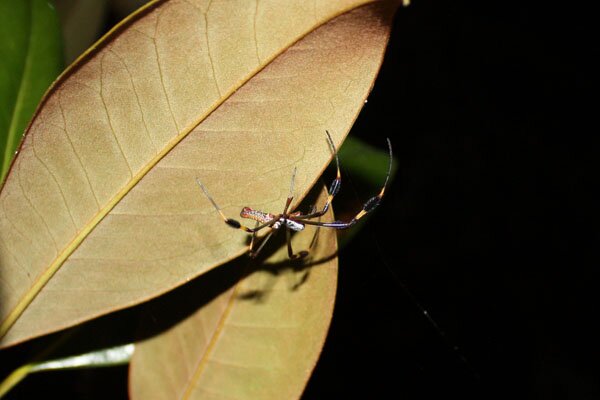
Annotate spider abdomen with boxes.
[240,207,274,224]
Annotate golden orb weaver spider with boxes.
[196,131,393,259]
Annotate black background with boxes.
[5,0,600,399]
[305,1,600,399]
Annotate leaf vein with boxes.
[153,9,181,132]
[253,0,261,64]
[32,118,78,230]
[1,193,42,253]
[107,48,158,153]
[57,92,101,209]
[16,157,59,254]
[203,11,222,98]
[0,237,29,288]
[180,285,239,400]
[99,53,134,177]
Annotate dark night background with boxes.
[4,0,599,399]
[306,1,600,399]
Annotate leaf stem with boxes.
[0,364,34,398]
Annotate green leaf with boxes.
[338,135,397,187]
[334,136,397,247]
[0,0,63,183]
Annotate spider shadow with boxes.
[128,183,338,342]
[128,231,338,343]
[236,184,337,302]
[237,228,337,303]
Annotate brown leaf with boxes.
[0,0,398,348]
[129,185,337,400]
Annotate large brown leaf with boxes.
[129,185,337,400]
[0,0,398,348]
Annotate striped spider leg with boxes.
[196,131,393,259]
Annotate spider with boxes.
[196,131,393,259]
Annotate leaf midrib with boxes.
[180,273,242,400]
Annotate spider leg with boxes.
[249,221,260,251]
[286,226,309,260]
[295,137,393,228]
[249,229,277,258]
[282,167,297,215]
[294,130,341,218]
[298,185,386,229]
[196,178,271,233]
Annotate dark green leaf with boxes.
[0,0,63,182]
[338,135,397,187]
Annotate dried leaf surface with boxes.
[130,185,337,400]
[0,0,397,347]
